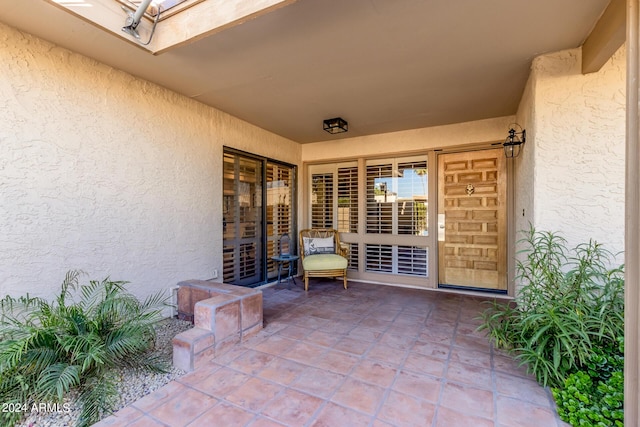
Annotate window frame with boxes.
[305,154,435,288]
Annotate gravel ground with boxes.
[16,318,193,427]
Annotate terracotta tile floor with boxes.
[94,280,569,427]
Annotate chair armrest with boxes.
[338,243,349,259]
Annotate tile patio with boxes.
[94,279,569,427]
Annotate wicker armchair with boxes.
[299,229,349,291]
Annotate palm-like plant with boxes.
[478,227,624,388]
[0,270,168,427]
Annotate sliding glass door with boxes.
[223,149,296,287]
[223,152,264,286]
[266,162,295,280]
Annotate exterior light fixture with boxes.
[323,117,348,134]
[503,124,526,158]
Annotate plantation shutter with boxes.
[365,244,393,273]
[366,163,393,234]
[311,173,334,228]
[222,152,263,285]
[266,162,294,278]
[308,155,430,284]
[347,242,359,271]
[397,246,428,276]
[337,166,358,233]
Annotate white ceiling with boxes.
[0,0,610,143]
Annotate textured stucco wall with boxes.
[514,58,536,254]
[0,23,300,302]
[519,47,626,261]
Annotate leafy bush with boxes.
[0,271,168,427]
[478,227,624,388]
[552,337,624,426]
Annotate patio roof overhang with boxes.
[0,0,622,143]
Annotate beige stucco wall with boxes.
[517,47,626,261]
[0,23,301,302]
[514,52,536,266]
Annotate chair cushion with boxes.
[302,254,348,271]
[302,236,335,256]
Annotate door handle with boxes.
[438,214,445,242]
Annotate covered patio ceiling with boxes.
[0,0,617,143]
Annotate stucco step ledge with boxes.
[173,280,263,371]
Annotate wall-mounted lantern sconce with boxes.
[323,117,348,134]
[503,124,526,158]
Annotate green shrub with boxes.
[478,227,624,388]
[552,361,623,426]
[0,271,169,427]
[552,337,624,426]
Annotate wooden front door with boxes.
[437,149,507,291]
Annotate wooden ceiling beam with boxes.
[149,0,298,54]
[582,0,626,74]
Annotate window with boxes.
[366,163,393,234]
[338,166,358,233]
[311,173,333,229]
[398,246,428,276]
[364,244,428,277]
[365,244,393,273]
[308,155,430,284]
[310,162,359,232]
[397,160,428,236]
[366,158,428,236]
